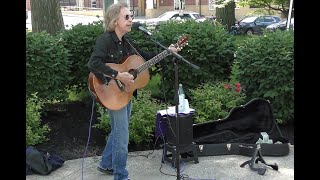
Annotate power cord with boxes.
[81,93,96,180]
[128,134,163,158]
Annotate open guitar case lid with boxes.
[193,98,290,157]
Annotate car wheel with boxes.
[246,29,254,35]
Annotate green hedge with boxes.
[190,81,247,123]
[147,20,236,102]
[26,31,71,100]
[26,93,50,147]
[58,20,104,91]
[235,30,294,123]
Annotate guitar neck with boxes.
[136,50,171,73]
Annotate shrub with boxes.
[235,30,294,123]
[26,93,50,146]
[189,82,246,123]
[66,85,92,102]
[58,20,104,91]
[150,20,236,102]
[26,31,71,100]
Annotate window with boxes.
[209,0,241,10]
[91,0,96,8]
[209,0,216,10]
[174,0,179,10]
[174,0,185,10]
[154,0,157,8]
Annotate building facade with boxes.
[26,0,273,21]
[142,0,258,20]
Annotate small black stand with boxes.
[162,142,199,168]
[240,146,279,175]
[148,36,199,180]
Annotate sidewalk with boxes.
[62,10,146,20]
[26,145,294,180]
[61,10,103,17]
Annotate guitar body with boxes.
[88,55,150,110]
[88,35,188,110]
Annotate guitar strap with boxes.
[107,37,147,92]
[124,36,147,62]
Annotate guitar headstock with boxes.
[174,34,189,49]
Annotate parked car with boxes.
[232,15,281,35]
[134,10,204,29]
[266,18,294,32]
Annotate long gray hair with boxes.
[103,2,128,32]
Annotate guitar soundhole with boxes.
[129,69,138,79]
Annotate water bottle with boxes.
[178,83,185,112]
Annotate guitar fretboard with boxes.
[136,50,171,73]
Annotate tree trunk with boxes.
[216,1,235,32]
[30,0,65,35]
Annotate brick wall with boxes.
[159,0,174,6]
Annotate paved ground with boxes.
[26,145,294,180]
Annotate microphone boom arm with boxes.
[149,37,199,70]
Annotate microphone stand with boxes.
[148,36,199,180]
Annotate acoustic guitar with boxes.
[88,35,188,110]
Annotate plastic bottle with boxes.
[178,83,185,112]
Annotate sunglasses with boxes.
[125,14,134,20]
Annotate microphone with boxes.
[132,22,152,36]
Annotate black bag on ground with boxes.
[26,146,65,175]
[193,98,290,157]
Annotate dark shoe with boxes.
[97,166,113,175]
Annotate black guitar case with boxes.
[193,98,290,157]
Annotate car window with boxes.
[182,14,192,19]
[255,17,264,23]
[171,14,180,19]
[192,14,201,19]
[264,16,275,23]
[241,16,257,23]
[170,13,195,20]
[158,12,176,20]
[273,16,281,22]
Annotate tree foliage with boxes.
[30,0,65,35]
[238,0,292,18]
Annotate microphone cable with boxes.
[81,93,96,180]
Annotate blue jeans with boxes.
[99,101,132,180]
